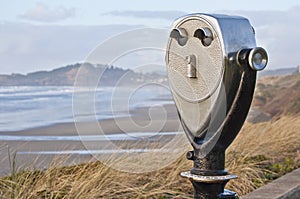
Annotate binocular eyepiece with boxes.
[237,47,268,71]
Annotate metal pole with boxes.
[181,150,237,199]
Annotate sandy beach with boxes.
[0,104,183,176]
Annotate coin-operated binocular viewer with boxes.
[166,14,268,198]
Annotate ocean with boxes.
[0,85,174,132]
[0,85,190,175]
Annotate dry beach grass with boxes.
[1,115,300,198]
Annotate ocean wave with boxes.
[0,86,173,131]
[16,148,182,155]
[0,132,182,141]
[0,86,109,98]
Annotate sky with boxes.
[1,0,300,74]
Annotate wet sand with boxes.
[0,104,182,176]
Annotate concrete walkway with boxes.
[242,168,300,199]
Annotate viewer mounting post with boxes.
[166,14,268,199]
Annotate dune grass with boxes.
[226,114,300,195]
[1,115,300,198]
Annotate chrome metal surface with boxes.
[194,27,214,47]
[248,47,268,71]
[170,28,188,46]
[166,14,261,152]
[186,55,197,78]
[181,171,238,183]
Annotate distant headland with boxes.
[0,63,167,87]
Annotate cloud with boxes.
[0,22,141,74]
[102,10,187,20]
[1,7,300,74]
[19,2,75,22]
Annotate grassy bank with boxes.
[1,115,300,198]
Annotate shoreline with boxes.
[0,104,179,136]
[0,104,183,176]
